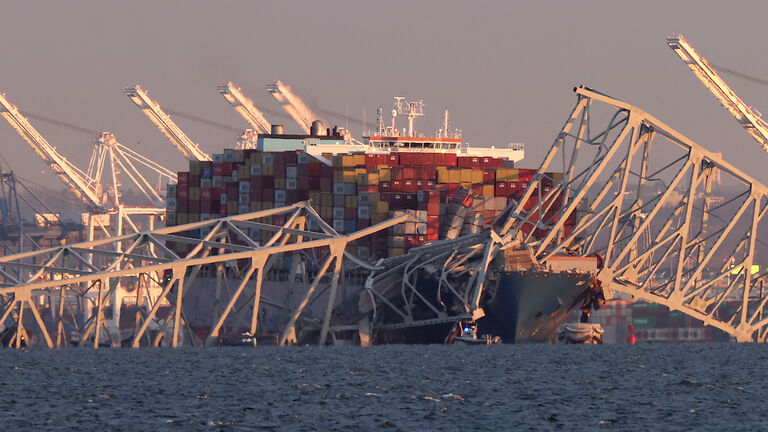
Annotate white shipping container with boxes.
[239,181,251,194]
[212,153,224,163]
[358,192,369,205]
[286,179,298,190]
[212,176,223,187]
[357,206,370,219]
[220,193,228,205]
[333,207,345,219]
[286,166,298,178]
[167,184,177,196]
[297,153,310,164]
[333,219,345,233]
[250,164,263,175]
[274,190,287,202]
[261,154,274,165]
[238,204,250,214]
[239,193,250,205]
[333,183,346,195]
[166,197,177,210]
[200,178,212,188]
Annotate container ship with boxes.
[163,99,600,344]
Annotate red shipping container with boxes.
[403,179,418,193]
[220,207,227,217]
[273,214,286,226]
[495,182,509,197]
[320,164,334,177]
[345,207,357,219]
[201,187,212,200]
[298,176,310,190]
[379,193,392,203]
[188,200,200,214]
[273,152,286,166]
[211,188,222,201]
[298,164,310,178]
[386,154,399,166]
[447,183,460,195]
[421,166,437,180]
[443,153,457,167]
[404,194,417,207]
[250,176,262,190]
[422,153,435,167]
[284,151,298,165]
[177,185,189,198]
[226,183,238,198]
[286,190,300,203]
[200,198,212,212]
[188,174,201,187]
[176,198,188,212]
[263,188,274,202]
[380,181,391,192]
[308,163,321,177]
[250,188,263,201]
[365,154,378,170]
[391,180,403,191]
[320,177,333,192]
[362,185,379,193]
[418,189,441,203]
[177,172,189,185]
[483,170,496,184]
[392,167,405,181]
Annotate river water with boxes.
[0,343,765,431]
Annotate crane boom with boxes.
[124,85,211,161]
[217,82,271,134]
[266,80,319,134]
[667,33,768,152]
[0,91,105,211]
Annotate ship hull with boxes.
[479,271,595,343]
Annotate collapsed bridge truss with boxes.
[500,86,768,342]
[0,202,405,348]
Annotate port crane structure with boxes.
[266,80,321,134]
[4,86,768,347]
[217,81,272,134]
[124,85,211,162]
[667,33,768,153]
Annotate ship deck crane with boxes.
[124,85,211,162]
[667,33,768,153]
[266,80,321,134]
[217,81,271,134]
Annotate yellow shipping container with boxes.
[552,172,564,182]
[309,191,321,204]
[250,201,262,212]
[176,213,188,225]
[345,196,358,208]
[227,201,239,214]
[460,169,473,183]
[353,154,366,167]
[343,170,357,182]
[188,213,200,223]
[368,172,380,185]
[321,206,333,220]
[189,187,200,201]
[375,201,389,214]
[482,184,495,197]
[342,155,356,167]
[274,178,286,190]
[379,168,391,181]
[373,212,388,224]
[321,193,334,207]
[238,165,250,180]
[357,173,368,185]
[262,201,274,210]
[333,170,344,183]
[189,161,203,175]
[250,152,262,166]
[388,248,405,257]
[262,164,274,176]
[471,170,483,184]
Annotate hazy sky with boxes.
[3,1,768,202]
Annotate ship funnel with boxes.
[310,120,325,136]
[271,124,284,135]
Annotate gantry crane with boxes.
[217,81,271,134]
[124,85,211,162]
[0,91,105,212]
[667,33,768,153]
[266,80,321,134]
[0,90,173,215]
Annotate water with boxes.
[1,343,765,431]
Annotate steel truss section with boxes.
[0,202,406,348]
[499,85,768,342]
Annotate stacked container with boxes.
[167,149,569,261]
